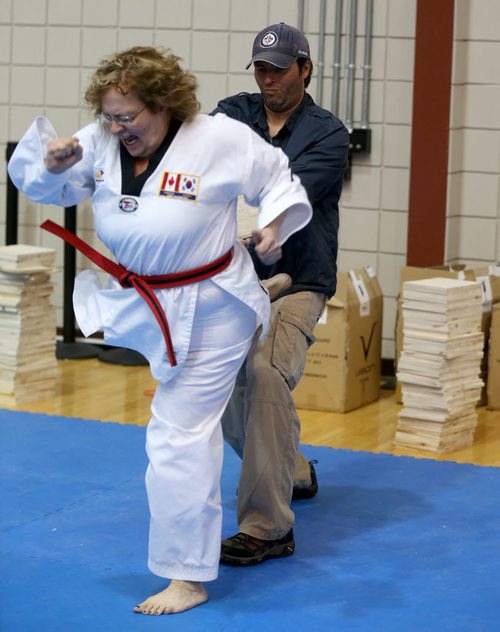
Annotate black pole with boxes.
[62,206,77,343]
[6,142,19,245]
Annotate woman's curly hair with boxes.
[85,46,200,121]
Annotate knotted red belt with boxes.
[41,219,233,367]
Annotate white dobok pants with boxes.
[145,280,257,581]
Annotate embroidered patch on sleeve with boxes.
[159,172,200,202]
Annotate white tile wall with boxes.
[269,0,298,27]
[338,208,379,251]
[385,38,414,82]
[448,0,500,271]
[227,73,258,98]
[455,0,500,40]
[496,215,500,262]
[191,31,229,73]
[333,77,385,126]
[196,72,229,113]
[13,0,47,25]
[448,173,499,218]
[0,26,11,63]
[0,0,13,24]
[387,0,416,38]
[380,168,410,211]
[119,0,156,28]
[11,67,45,105]
[383,80,413,125]
[117,28,155,50]
[382,296,398,358]
[449,129,500,174]
[0,65,9,102]
[362,80,384,125]
[46,68,81,107]
[229,32,256,74]
[342,165,381,209]
[383,124,411,168]
[345,35,387,82]
[12,27,46,65]
[9,105,45,140]
[378,211,408,255]
[0,105,8,141]
[155,31,192,65]
[454,41,500,85]
[48,0,82,26]
[336,250,378,276]
[46,28,82,66]
[2,0,498,362]
[83,0,117,26]
[447,217,497,262]
[452,85,500,129]
[44,108,81,137]
[156,1,193,29]
[193,0,230,30]
[377,252,407,298]
[229,0,268,31]
[82,28,119,67]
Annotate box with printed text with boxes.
[487,303,500,410]
[293,266,383,413]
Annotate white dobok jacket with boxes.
[8,113,312,382]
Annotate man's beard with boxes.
[263,95,289,113]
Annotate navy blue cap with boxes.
[246,23,310,69]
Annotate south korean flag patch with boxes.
[159,171,200,202]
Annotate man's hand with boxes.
[252,226,282,265]
[45,137,83,173]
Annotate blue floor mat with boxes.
[1,408,499,631]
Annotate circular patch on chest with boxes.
[118,197,139,213]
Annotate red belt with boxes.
[41,219,233,367]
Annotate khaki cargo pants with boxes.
[221,290,326,540]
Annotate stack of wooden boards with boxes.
[0,244,57,405]
[396,277,484,452]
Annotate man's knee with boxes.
[247,356,286,398]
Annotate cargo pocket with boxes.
[272,311,316,391]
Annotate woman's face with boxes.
[101,87,170,159]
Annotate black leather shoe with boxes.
[220,529,295,566]
[292,460,318,500]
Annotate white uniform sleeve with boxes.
[7,116,98,207]
[239,122,313,245]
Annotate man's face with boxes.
[254,61,310,113]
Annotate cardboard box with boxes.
[487,303,500,410]
[473,267,500,404]
[395,265,500,404]
[293,266,383,413]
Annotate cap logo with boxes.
[261,31,278,48]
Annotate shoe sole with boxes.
[220,541,295,566]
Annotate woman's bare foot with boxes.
[133,580,208,615]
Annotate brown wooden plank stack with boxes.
[395,277,484,452]
[0,245,57,405]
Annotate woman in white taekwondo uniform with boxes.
[8,47,312,615]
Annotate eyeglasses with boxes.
[98,104,147,125]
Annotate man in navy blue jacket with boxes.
[212,22,349,566]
